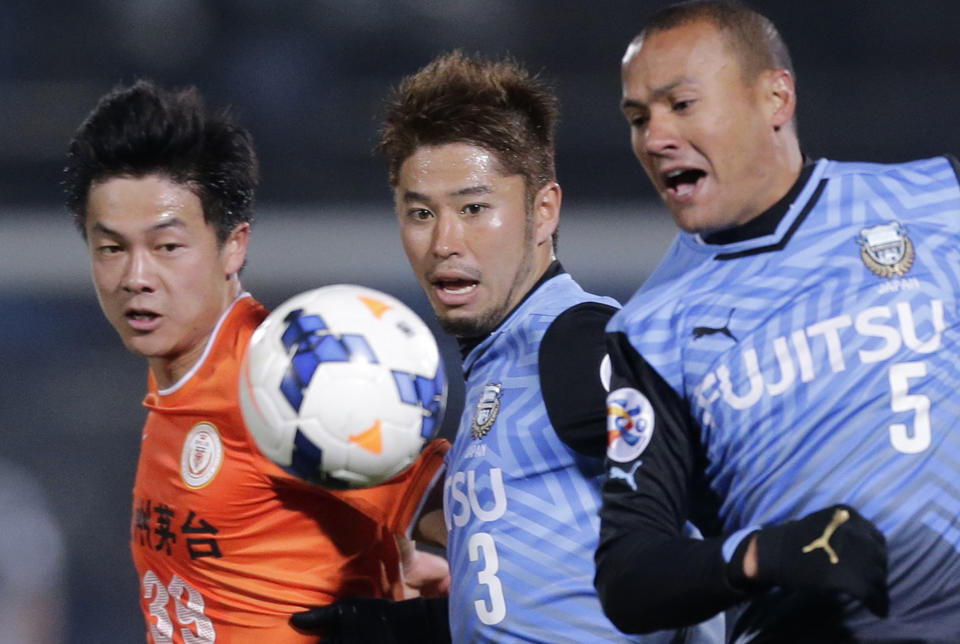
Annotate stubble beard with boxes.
[437,298,512,339]
[437,215,537,340]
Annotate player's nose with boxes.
[121,248,157,293]
[642,111,682,157]
[430,212,465,258]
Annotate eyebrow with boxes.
[90,217,187,237]
[621,77,695,111]
[401,185,494,203]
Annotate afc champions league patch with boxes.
[181,423,225,489]
[606,387,655,463]
[471,383,502,440]
[857,221,914,278]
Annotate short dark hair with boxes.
[64,79,259,243]
[637,0,794,82]
[378,50,559,201]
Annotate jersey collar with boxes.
[687,157,828,259]
[456,260,565,361]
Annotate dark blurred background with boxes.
[1,1,958,641]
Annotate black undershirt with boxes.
[457,261,617,458]
[539,300,618,458]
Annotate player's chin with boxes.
[117,331,145,353]
[668,205,716,234]
[121,334,167,360]
[436,309,491,339]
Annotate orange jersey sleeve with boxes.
[131,295,447,644]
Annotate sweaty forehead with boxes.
[398,143,506,189]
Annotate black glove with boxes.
[728,504,889,617]
[290,596,450,644]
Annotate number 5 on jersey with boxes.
[888,361,931,454]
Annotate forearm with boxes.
[413,508,447,547]
[597,504,890,634]
[595,532,749,633]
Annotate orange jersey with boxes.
[130,294,447,643]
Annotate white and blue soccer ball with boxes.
[239,284,446,489]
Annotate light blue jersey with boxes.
[445,272,721,643]
[607,156,960,640]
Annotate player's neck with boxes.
[768,139,804,212]
[150,279,243,390]
[703,152,811,246]
[150,343,210,391]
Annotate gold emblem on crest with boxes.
[471,383,502,440]
[857,221,914,278]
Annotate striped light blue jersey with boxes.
[445,272,719,643]
[606,156,960,640]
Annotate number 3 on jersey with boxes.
[469,532,507,625]
[143,570,216,643]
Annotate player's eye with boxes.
[626,112,649,129]
[407,208,433,222]
[461,203,486,215]
[672,99,694,113]
[157,243,182,253]
[97,244,123,255]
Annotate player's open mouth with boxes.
[663,168,706,199]
[126,309,161,330]
[438,280,478,295]
[431,278,479,307]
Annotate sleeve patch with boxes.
[606,386,655,462]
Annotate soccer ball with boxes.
[239,284,446,488]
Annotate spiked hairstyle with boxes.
[64,79,259,244]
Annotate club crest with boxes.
[181,423,224,488]
[857,221,914,278]
[471,383,502,440]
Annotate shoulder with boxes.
[543,301,619,344]
[221,295,269,358]
[503,274,617,347]
[609,279,686,339]
[823,155,960,186]
[527,272,617,311]
[817,156,960,230]
[232,294,269,336]
[539,299,619,377]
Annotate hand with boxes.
[737,504,889,616]
[290,596,450,644]
[401,546,450,598]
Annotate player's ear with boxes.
[532,181,561,247]
[763,68,796,131]
[222,222,250,276]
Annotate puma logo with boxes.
[801,508,850,564]
[608,461,642,491]
[693,308,737,341]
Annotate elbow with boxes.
[595,554,661,634]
